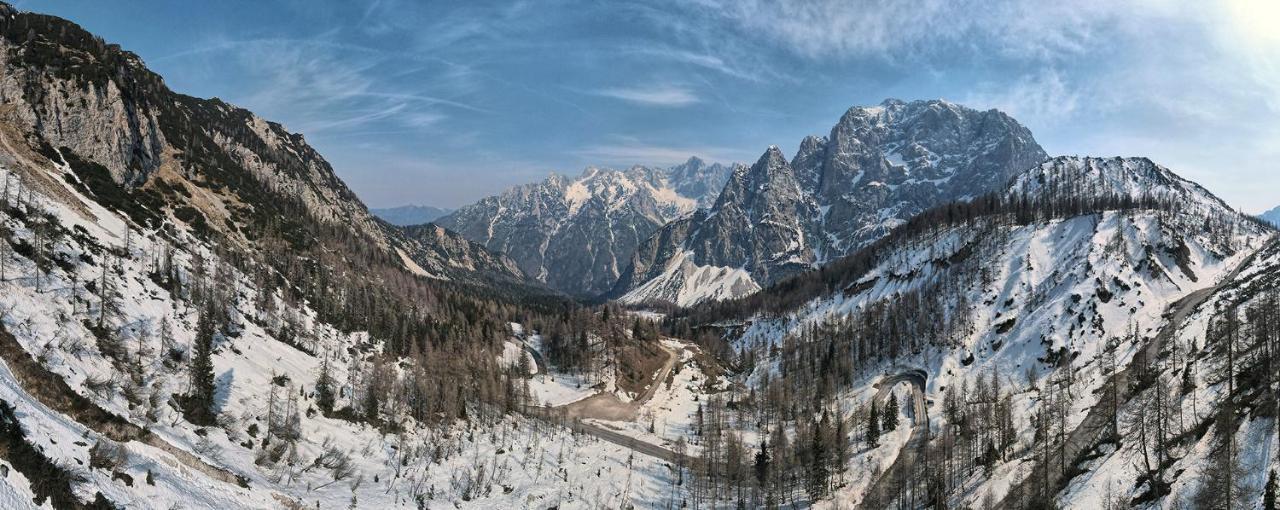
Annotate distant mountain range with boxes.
[436,157,733,296]
[370,205,454,226]
[1263,205,1280,226]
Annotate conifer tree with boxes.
[184,306,218,426]
[808,412,831,500]
[883,394,900,432]
[754,439,770,489]
[315,355,335,416]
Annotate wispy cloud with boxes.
[616,44,774,83]
[573,137,746,166]
[964,69,1082,125]
[592,85,700,107]
[155,35,484,136]
[676,0,1131,62]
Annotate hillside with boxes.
[0,3,526,287]
[664,156,1277,508]
[0,4,688,508]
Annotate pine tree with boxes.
[1195,403,1247,510]
[315,356,335,416]
[883,394,900,432]
[184,306,218,426]
[808,412,831,500]
[754,439,770,489]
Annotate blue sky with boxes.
[19,0,1280,213]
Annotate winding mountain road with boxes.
[523,342,686,463]
[861,370,929,509]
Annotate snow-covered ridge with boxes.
[617,250,761,307]
[1008,156,1238,217]
[0,15,527,287]
[437,157,733,296]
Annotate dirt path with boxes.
[861,370,929,509]
[995,237,1275,508]
[524,341,685,463]
[558,342,679,421]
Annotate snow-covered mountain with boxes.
[1262,204,1280,227]
[672,155,1276,508]
[369,205,453,226]
[437,157,733,296]
[613,99,1048,306]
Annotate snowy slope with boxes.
[617,250,761,307]
[0,154,687,509]
[706,157,1273,508]
[1055,236,1280,510]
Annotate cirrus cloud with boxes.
[592,85,701,107]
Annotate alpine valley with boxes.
[0,3,1277,510]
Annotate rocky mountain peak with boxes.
[615,98,1050,306]
[752,146,788,176]
[678,155,706,170]
[437,157,733,296]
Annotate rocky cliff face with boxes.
[0,4,525,284]
[437,158,732,296]
[614,99,1049,306]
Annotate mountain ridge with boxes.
[614,98,1049,306]
[437,157,733,296]
[0,2,529,286]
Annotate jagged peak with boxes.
[840,98,983,124]
[795,135,827,159]
[757,145,787,166]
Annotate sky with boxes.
[15,0,1280,213]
